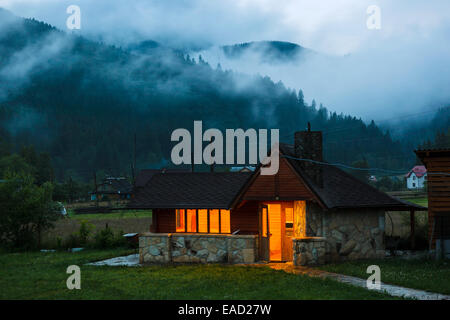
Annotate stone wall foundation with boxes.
[140,233,257,264]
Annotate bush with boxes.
[0,172,61,250]
[92,226,128,249]
[78,220,94,246]
[93,226,115,249]
[46,224,129,250]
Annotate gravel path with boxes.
[86,254,140,267]
[266,263,450,300]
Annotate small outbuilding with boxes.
[415,148,450,259]
[91,177,133,201]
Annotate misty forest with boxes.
[0,8,449,191]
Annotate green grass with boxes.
[319,258,450,295]
[403,197,428,207]
[68,210,152,220]
[0,250,396,300]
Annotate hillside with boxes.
[221,41,313,63]
[0,10,420,181]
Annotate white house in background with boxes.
[230,166,255,173]
[405,165,427,189]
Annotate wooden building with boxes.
[415,148,450,258]
[91,177,133,201]
[131,129,424,265]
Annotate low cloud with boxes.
[1,0,450,121]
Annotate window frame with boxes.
[175,208,231,234]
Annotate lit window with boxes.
[175,209,231,234]
[186,209,197,232]
[220,210,230,233]
[198,209,208,233]
[209,209,220,233]
[176,209,185,232]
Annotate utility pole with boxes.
[132,133,137,184]
[94,171,98,208]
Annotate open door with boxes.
[267,204,282,261]
[259,205,269,261]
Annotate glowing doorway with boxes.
[267,204,282,261]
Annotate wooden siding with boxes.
[154,208,176,233]
[242,158,314,200]
[231,201,259,234]
[417,152,450,246]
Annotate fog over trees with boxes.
[0,9,449,183]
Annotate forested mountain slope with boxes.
[0,9,435,181]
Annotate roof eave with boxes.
[329,204,427,211]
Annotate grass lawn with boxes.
[403,197,428,207]
[319,258,450,295]
[0,249,396,300]
[68,209,152,220]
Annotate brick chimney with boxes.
[294,122,323,187]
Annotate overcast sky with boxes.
[1,0,449,53]
[1,0,450,122]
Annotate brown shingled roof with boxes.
[130,146,426,211]
[280,143,426,210]
[129,172,253,209]
[134,169,161,188]
[134,168,189,188]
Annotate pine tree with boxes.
[298,89,304,106]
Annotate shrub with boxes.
[77,220,94,246]
[0,172,61,250]
[93,225,115,249]
[56,237,63,249]
[113,229,128,248]
[92,226,128,249]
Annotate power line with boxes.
[280,154,450,176]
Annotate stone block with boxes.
[149,246,161,256]
[172,250,181,257]
[207,243,218,253]
[192,240,203,251]
[242,249,255,263]
[340,239,357,256]
[233,239,246,249]
[217,249,227,262]
[197,249,209,258]
[331,230,344,242]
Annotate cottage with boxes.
[405,165,427,189]
[130,129,424,265]
[415,148,450,259]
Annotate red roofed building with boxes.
[406,165,427,189]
